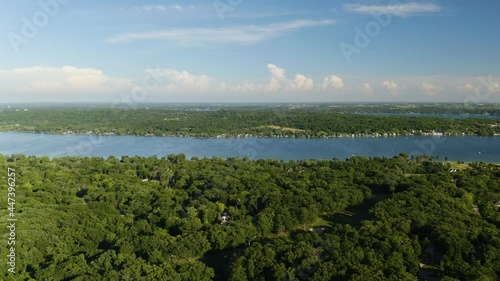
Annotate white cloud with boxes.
[145,68,214,92]
[140,5,186,12]
[0,66,132,94]
[224,11,313,19]
[230,82,266,93]
[289,74,314,91]
[320,75,344,90]
[422,82,442,96]
[344,2,441,17]
[0,64,314,100]
[267,64,286,81]
[458,83,476,93]
[229,64,281,92]
[382,80,398,95]
[0,66,216,101]
[480,79,500,93]
[106,19,336,45]
[458,81,500,95]
[363,82,372,94]
[489,84,500,93]
[5,66,498,103]
[229,66,328,93]
[141,5,168,11]
[229,64,315,93]
[263,63,286,92]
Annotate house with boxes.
[220,211,231,226]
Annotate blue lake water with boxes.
[0,132,498,162]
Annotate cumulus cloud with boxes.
[320,75,344,90]
[0,65,217,101]
[266,64,317,92]
[9,65,497,102]
[458,80,500,95]
[0,66,132,94]
[106,19,336,45]
[228,64,316,93]
[344,2,442,17]
[422,82,442,96]
[479,77,500,93]
[267,64,286,81]
[488,83,500,93]
[0,64,320,99]
[144,68,214,92]
[458,83,476,93]
[229,82,266,93]
[289,74,315,91]
[382,80,398,95]
[362,82,372,94]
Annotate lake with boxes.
[0,132,498,162]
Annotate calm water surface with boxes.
[0,132,498,162]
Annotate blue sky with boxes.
[1,0,499,103]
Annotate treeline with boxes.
[1,154,499,280]
[290,103,500,116]
[0,108,498,137]
[2,103,499,115]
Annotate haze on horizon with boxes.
[1,0,500,103]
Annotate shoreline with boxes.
[1,153,499,165]
[0,130,498,139]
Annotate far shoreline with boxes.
[0,129,498,139]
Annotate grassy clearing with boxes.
[447,161,470,170]
[328,193,392,227]
[257,125,306,133]
[311,217,333,228]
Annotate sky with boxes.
[1,0,499,103]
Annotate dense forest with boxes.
[1,154,499,280]
[0,107,498,137]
